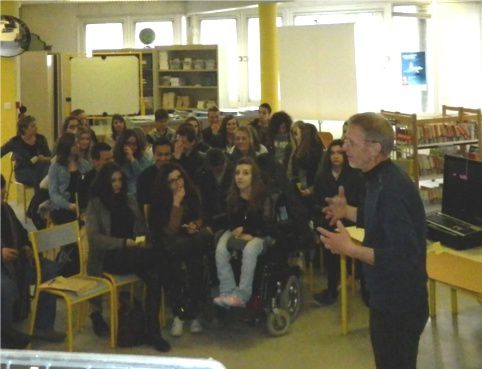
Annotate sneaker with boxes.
[147,333,171,352]
[90,311,109,337]
[170,316,184,337]
[223,294,246,308]
[34,328,66,342]
[190,319,203,334]
[313,289,337,306]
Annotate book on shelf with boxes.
[416,121,477,144]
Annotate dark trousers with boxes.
[369,303,428,369]
[165,229,212,319]
[103,247,165,335]
[322,246,340,296]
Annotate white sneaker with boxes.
[190,319,203,334]
[170,316,184,337]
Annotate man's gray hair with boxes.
[347,112,394,156]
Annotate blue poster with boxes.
[401,52,426,86]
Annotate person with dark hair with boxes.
[149,163,211,337]
[47,133,91,225]
[148,109,176,144]
[70,109,97,143]
[137,138,172,206]
[213,157,275,308]
[249,102,272,148]
[194,148,234,232]
[105,114,126,147]
[1,174,65,348]
[319,112,428,369]
[1,115,51,190]
[172,123,205,180]
[267,111,292,164]
[201,106,224,149]
[113,129,152,194]
[61,116,81,135]
[185,116,210,153]
[219,114,239,152]
[76,142,113,211]
[312,139,363,305]
[228,126,268,163]
[289,123,325,198]
[86,162,170,352]
[18,105,27,121]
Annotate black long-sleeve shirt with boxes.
[357,159,427,314]
[228,197,274,238]
[1,134,51,172]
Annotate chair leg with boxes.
[308,261,314,293]
[160,287,166,327]
[66,304,74,352]
[28,291,40,343]
[109,289,116,348]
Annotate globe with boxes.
[139,28,156,45]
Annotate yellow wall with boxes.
[1,1,20,199]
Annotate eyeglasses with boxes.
[168,175,183,185]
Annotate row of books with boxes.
[417,153,444,176]
[416,121,477,144]
[419,184,443,206]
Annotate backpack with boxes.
[117,292,147,347]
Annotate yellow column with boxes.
[1,1,20,201]
[259,3,279,111]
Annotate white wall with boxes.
[433,1,482,109]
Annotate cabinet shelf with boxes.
[158,85,217,89]
[418,139,478,149]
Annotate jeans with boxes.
[369,302,429,369]
[215,230,264,302]
[1,259,58,330]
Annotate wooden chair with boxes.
[318,131,334,149]
[6,154,34,222]
[28,221,116,351]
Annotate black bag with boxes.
[117,293,147,347]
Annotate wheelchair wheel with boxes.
[266,308,290,336]
[280,275,302,322]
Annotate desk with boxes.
[427,243,482,317]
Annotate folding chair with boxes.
[28,221,116,351]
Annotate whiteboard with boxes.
[71,56,140,115]
[279,24,357,121]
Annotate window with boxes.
[85,23,123,56]
[247,17,283,102]
[134,21,174,48]
[200,18,238,107]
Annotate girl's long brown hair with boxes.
[226,157,266,214]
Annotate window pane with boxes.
[200,18,238,106]
[134,21,174,48]
[247,17,282,102]
[85,23,123,56]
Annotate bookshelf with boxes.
[157,45,218,110]
[381,107,481,210]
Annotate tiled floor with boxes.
[8,201,482,369]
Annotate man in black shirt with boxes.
[318,112,428,369]
[173,123,205,181]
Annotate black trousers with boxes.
[369,302,428,369]
[103,247,165,336]
[164,229,212,319]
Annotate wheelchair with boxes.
[214,191,308,336]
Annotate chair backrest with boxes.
[318,131,334,149]
[30,221,80,253]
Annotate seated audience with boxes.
[137,138,172,207]
[201,106,224,149]
[312,139,364,305]
[113,129,152,195]
[77,126,93,163]
[147,109,176,144]
[149,163,211,337]
[249,102,272,148]
[219,114,239,153]
[104,114,126,148]
[228,126,268,162]
[172,123,205,180]
[185,116,210,153]
[61,116,81,135]
[214,157,275,308]
[267,111,293,164]
[194,148,234,232]
[1,175,65,348]
[47,133,91,225]
[1,115,51,190]
[71,108,97,143]
[86,162,170,352]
